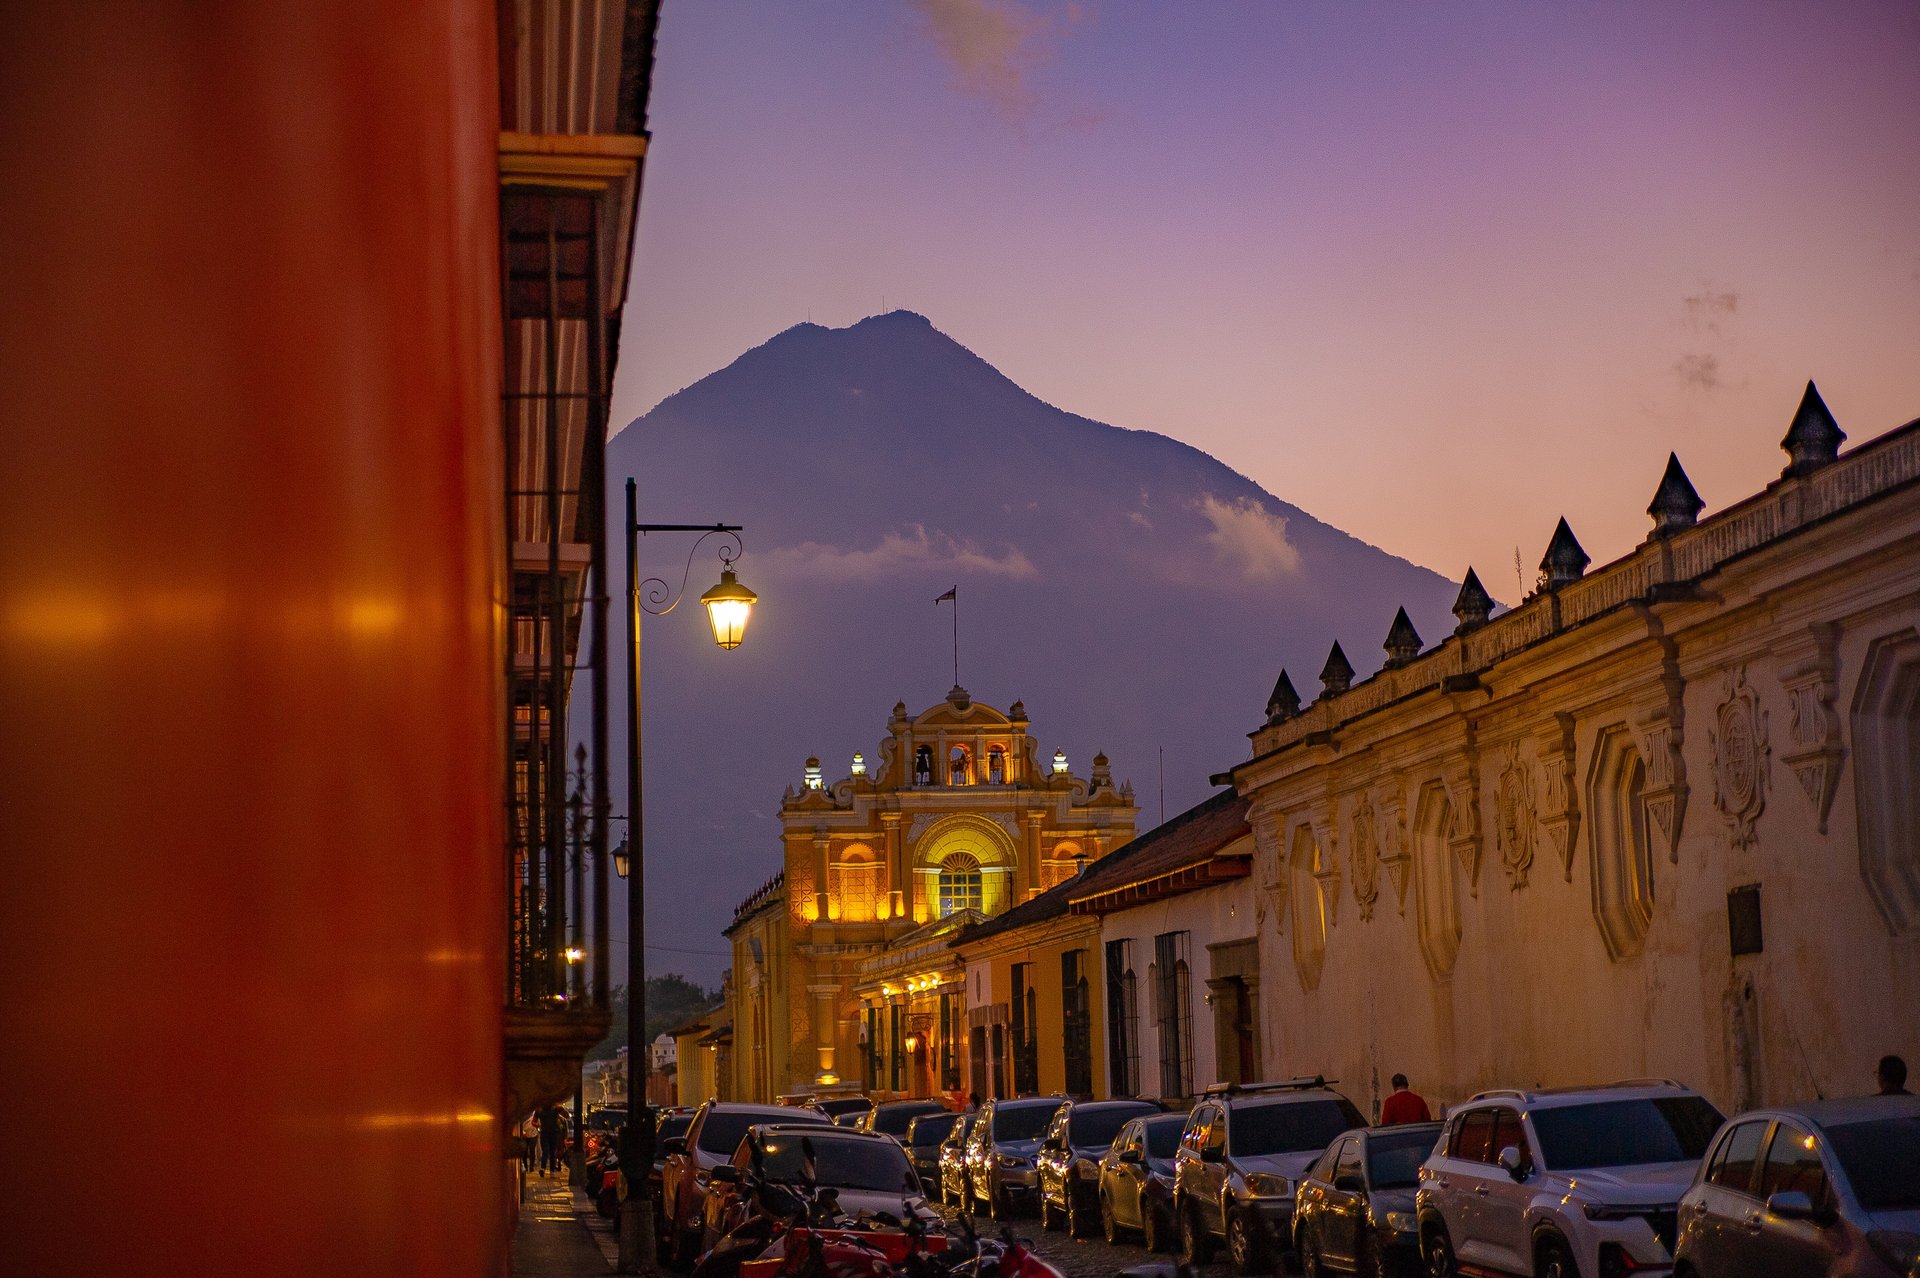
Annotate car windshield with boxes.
[1071,1105,1156,1149]
[755,1133,916,1193]
[1530,1097,1723,1171]
[873,1104,945,1136]
[1230,1099,1365,1157]
[910,1114,961,1146]
[658,1113,693,1142]
[1826,1115,1920,1210]
[1144,1117,1187,1159]
[993,1104,1059,1141]
[1367,1128,1441,1189]
[699,1109,822,1155]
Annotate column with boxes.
[809,982,839,1082]
[812,828,830,923]
[1023,813,1044,900]
[882,812,905,921]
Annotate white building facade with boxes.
[1228,385,1920,1117]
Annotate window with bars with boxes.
[1106,939,1139,1097]
[1061,949,1093,1097]
[890,1004,905,1092]
[939,991,960,1090]
[1011,962,1039,1095]
[1154,931,1193,1099]
[866,1006,880,1091]
[937,856,983,916]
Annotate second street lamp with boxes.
[616,476,753,1273]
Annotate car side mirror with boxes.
[660,1136,686,1156]
[709,1165,740,1185]
[1766,1190,1815,1220]
[1334,1174,1366,1194]
[1496,1145,1528,1181]
[1043,1138,1063,1153]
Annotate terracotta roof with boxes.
[664,1005,723,1039]
[1067,790,1251,914]
[953,789,1250,945]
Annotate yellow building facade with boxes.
[725,688,1136,1102]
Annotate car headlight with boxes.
[1380,1210,1416,1233]
[1867,1230,1920,1273]
[1243,1174,1292,1199]
[998,1154,1028,1169]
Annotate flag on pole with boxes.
[934,587,957,603]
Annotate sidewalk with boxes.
[510,1169,620,1278]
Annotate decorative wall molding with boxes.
[1851,627,1920,934]
[1349,792,1381,921]
[1310,809,1343,927]
[1252,806,1289,919]
[1775,622,1845,834]
[1442,749,1483,897]
[1710,665,1772,850]
[1537,712,1581,882]
[1374,780,1411,914]
[1636,636,1689,864]
[1494,739,1539,890]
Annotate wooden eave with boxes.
[1068,853,1251,915]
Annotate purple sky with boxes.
[613,0,1920,595]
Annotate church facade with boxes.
[725,688,1137,1103]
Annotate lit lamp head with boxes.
[904,1031,922,1053]
[1052,749,1069,774]
[612,837,631,879]
[850,752,866,777]
[700,558,757,650]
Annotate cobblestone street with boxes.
[936,1203,1238,1278]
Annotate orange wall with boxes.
[0,4,506,1273]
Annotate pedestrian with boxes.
[538,1105,562,1175]
[519,1114,538,1173]
[1379,1073,1433,1124]
[965,1091,981,1113]
[1878,1055,1910,1095]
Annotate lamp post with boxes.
[617,476,754,1274]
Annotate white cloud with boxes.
[1195,494,1302,580]
[907,0,1050,120]
[760,525,1038,584]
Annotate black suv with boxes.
[1172,1078,1366,1274]
[1036,1098,1161,1236]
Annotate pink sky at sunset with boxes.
[612,1,1920,597]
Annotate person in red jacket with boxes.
[1379,1074,1432,1125]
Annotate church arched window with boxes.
[913,745,934,786]
[948,745,972,786]
[986,745,1007,784]
[936,852,983,917]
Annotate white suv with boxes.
[1416,1080,1723,1278]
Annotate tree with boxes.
[587,973,717,1061]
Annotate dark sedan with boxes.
[1293,1121,1441,1278]
[1676,1094,1920,1278]
[1037,1098,1162,1236]
[1097,1111,1190,1253]
[905,1110,966,1191]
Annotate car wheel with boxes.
[1142,1201,1170,1253]
[1535,1235,1576,1278]
[673,1221,701,1272]
[1422,1222,1457,1278]
[1062,1186,1082,1238]
[1101,1191,1122,1245]
[1228,1206,1269,1275]
[1182,1200,1216,1267]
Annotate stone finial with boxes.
[1007,699,1026,722]
[1648,452,1704,534]
[1383,607,1423,668]
[946,684,971,710]
[1453,568,1493,635]
[1319,642,1354,697]
[1540,518,1590,588]
[1781,380,1845,478]
[1265,670,1302,724]
[1091,752,1112,787]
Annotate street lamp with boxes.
[617,476,753,1274]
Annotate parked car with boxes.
[648,1108,697,1220]
[904,1110,966,1191]
[1037,1097,1161,1236]
[657,1100,829,1268]
[1172,1078,1368,1274]
[804,1095,875,1126]
[861,1098,951,1141]
[966,1096,1067,1219]
[1292,1121,1441,1278]
[1675,1094,1920,1278]
[698,1122,937,1254]
[937,1114,977,1206]
[1098,1111,1191,1252]
[1416,1079,1723,1278]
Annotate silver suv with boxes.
[1416,1080,1722,1278]
[1172,1078,1367,1274]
